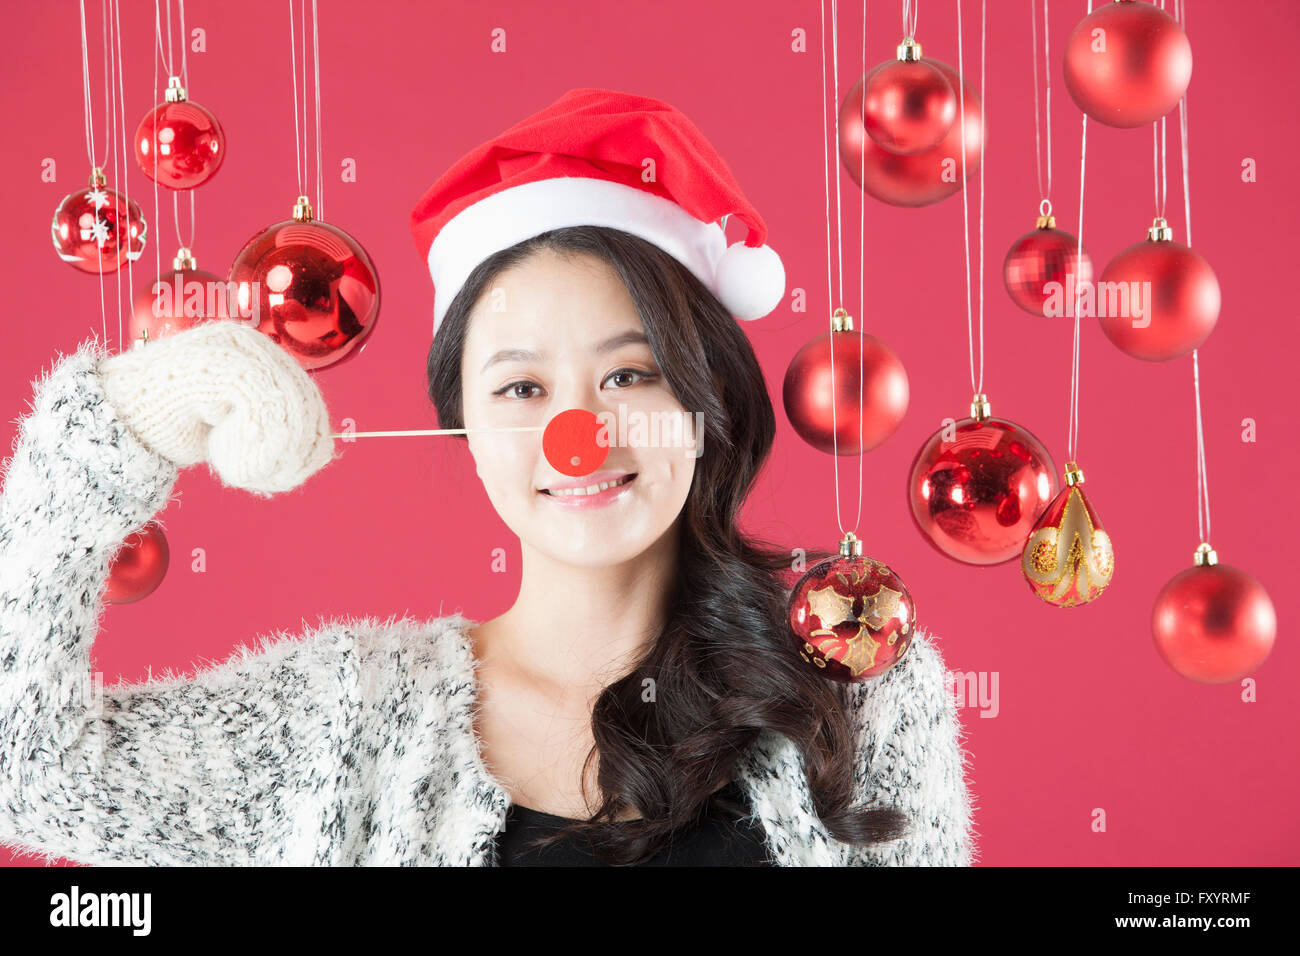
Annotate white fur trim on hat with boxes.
[427,176,784,335]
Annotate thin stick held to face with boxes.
[329,426,545,439]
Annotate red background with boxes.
[2,0,1295,866]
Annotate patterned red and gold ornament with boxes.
[783,309,909,455]
[861,37,956,156]
[105,520,170,604]
[908,394,1058,565]
[1021,461,1114,606]
[51,168,147,274]
[1062,0,1192,128]
[788,532,916,682]
[1098,217,1220,362]
[1152,544,1277,684]
[1003,213,1093,318]
[134,76,226,190]
[227,196,380,372]
[839,48,982,208]
[130,246,229,344]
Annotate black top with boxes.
[494,780,775,866]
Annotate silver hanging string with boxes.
[817,0,869,536]
[111,0,133,352]
[289,0,304,199]
[288,0,324,216]
[955,0,987,397]
[79,0,108,171]
[313,0,324,220]
[1171,0,1211,544]
[1030,0,1053,216]
[79,0,108,344]
[1067,0,1092,461]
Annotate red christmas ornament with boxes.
[227,196,380,372]
[1063,0,1192,128]
[130,247,229,344]
[1021,462,1115,606]
[1098,217,1219,362]
[861,38,956,156]
[1003,214,1094,317]
[134,77,226,189]
[51,168,147,274]
[105,521,170,604]
[1152,545,1277,684]
[788,532,916,682]
[908,395,1058,565]
[840,55,982,207]
[783,309,909,456]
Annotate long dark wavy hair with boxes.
[426,225,908,864]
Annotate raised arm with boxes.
[0,330,353,866]
[840,627,977,866]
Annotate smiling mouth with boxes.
[540,474,637,497]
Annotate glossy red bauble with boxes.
[1063,0,1192,128]
[908,407,1058,565]
[227,203,380,372]
[862,56,956,156]
[51,177,147,274]
[1098,227,1219,362]
[1003,220,1094,317]
[788,540,916,682]
[783,321,909,455]
[840,57,982,207]
[134,87,226,189]
[130,252,229,344]
[105,521,170,604]
[1152,557,1276,684]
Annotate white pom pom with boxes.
[714,241,786,321]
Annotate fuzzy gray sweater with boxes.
[0,339,977,866]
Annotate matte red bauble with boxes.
[788,533,916,682]
[1152,546,1277,684]
[861,38,956,156]
[1063,0,1192,128]
[783,310,909,455]
[130,248,228,344]
[51,170,147,274]
[227,196,380,372]
[1098,218,1219,362]
[134,78,226,189]
[1003,215,1093,317]
[908,396,1058,565]
[105,521,170,604]
[1021,463,1114,607]
[840,56,982,207]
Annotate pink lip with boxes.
[537,472,637,510]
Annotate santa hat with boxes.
[409,87,785,338]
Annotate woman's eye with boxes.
[604,368,657,389]
[493,380,544,400]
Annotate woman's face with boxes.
[460,248,697,568]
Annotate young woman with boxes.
[0,88,974,867]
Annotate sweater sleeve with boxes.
[839,628,978,866]
[0,339,361,866]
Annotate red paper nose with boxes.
[543,408,610,477]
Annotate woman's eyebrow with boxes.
[481,348,541,373]
[479,331,650,373]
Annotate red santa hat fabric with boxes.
[409,87,785,337]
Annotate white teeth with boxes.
[545,475,633,496]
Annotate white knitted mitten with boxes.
[97,320,339,496]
